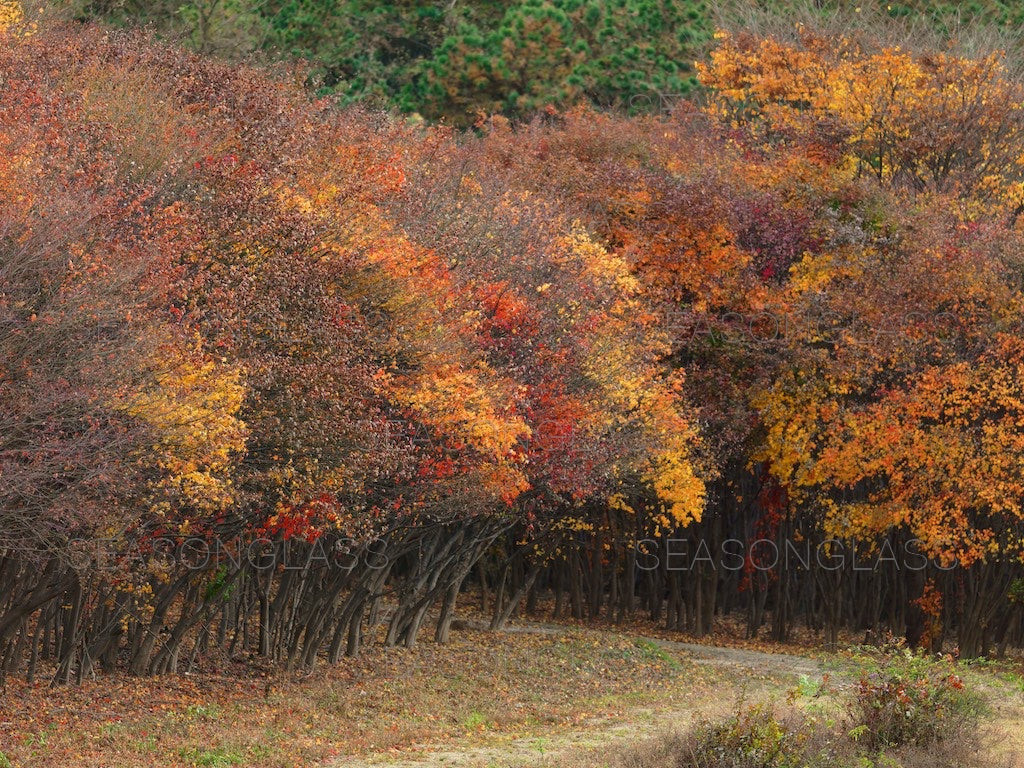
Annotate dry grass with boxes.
[566,650,1024,768]
[0,626,719,767]
[3,619,1020,768]
[594,718,1013,768]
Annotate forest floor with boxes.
[1,613,1023,768]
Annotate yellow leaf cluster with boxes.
[0,0,26,35]
[121,339,248,515]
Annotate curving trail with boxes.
[329,620,824,768]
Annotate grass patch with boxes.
[178,746,245,767]
[184,703,223,721]
[0,626,703,767]
[461,710,489,731]
[603,638,684,670]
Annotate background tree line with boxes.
[50,0,1024,124]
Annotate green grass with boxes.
[178,746,245,767]
[462,710,490,731]
[184,703,223,721]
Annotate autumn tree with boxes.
[703,26,1024,652]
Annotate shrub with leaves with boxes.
[686,703,810,768]
[849,646,982,751]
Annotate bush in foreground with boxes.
[849,646,984,752]
[606,650,988,768]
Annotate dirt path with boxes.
[649,637,821,678]
[456,618,822,677]
[329,620,823,768]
